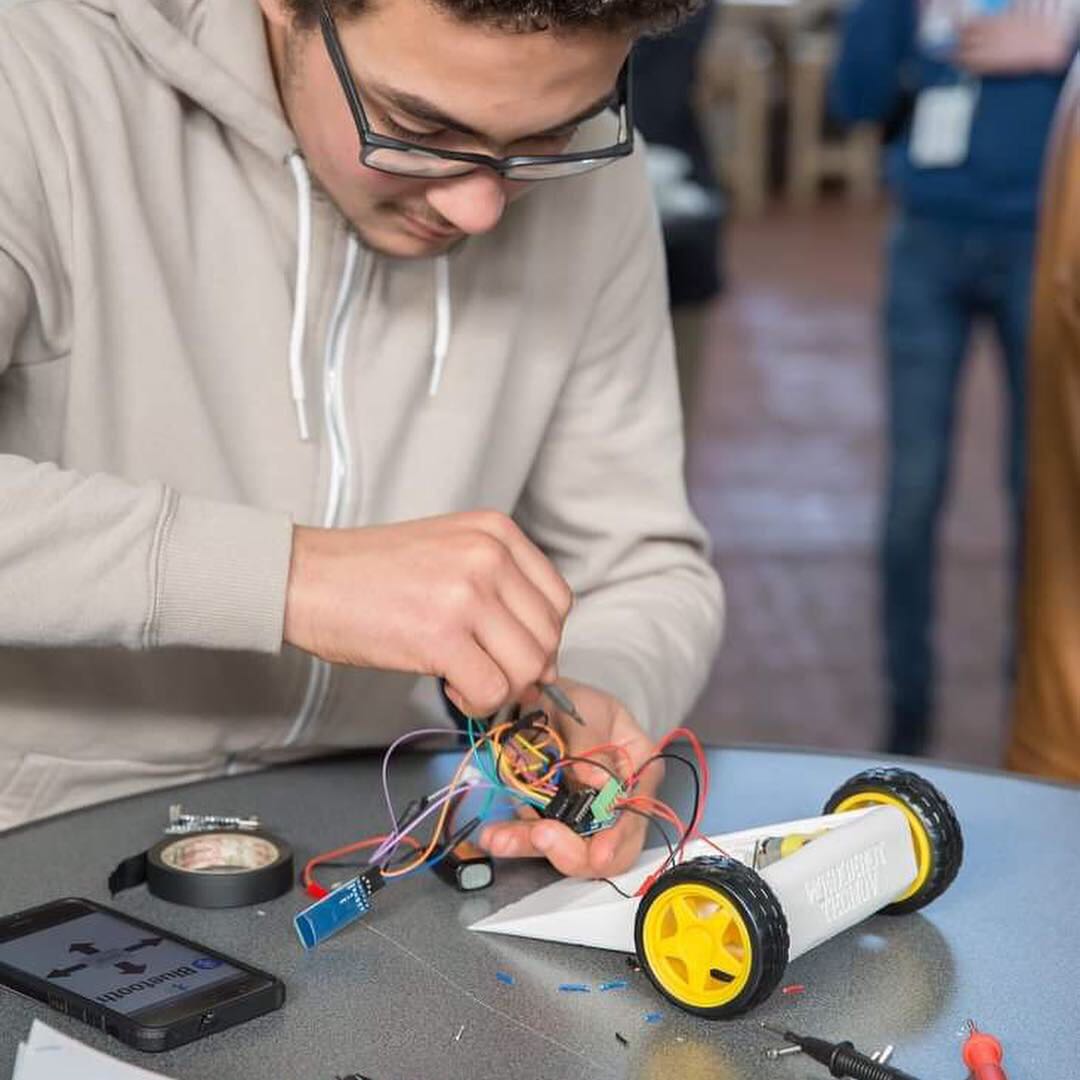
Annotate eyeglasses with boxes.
[318,2,635,181]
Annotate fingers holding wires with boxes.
[479,817,593,875]
[478,681,680,878]
[304,685,711,909]
[580,727,672,877]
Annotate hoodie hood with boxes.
[82,0,297,164]
[77,0,455,430]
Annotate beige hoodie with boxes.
[0,0,723,831]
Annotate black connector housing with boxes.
[357,867,385,898]
[541,780,601,836]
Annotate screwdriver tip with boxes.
[759,1021,790,1039]
[538,683,587,726]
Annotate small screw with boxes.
[763,1046,803,1060]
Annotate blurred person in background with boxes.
[1010,74,1080,782]
[632,2,724,436]
[830,0,1077,756]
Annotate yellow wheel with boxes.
[824,768,963,914]
[633,856,788,1019]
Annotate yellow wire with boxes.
[500,727,565,799]
[497,736,546,801]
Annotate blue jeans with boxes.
[882,215,1033,742]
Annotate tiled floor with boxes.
[684,202,1015,768]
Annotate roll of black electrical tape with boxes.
[108,831,294,909]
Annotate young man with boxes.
[830,0,1077,755]
[0,0,723,875]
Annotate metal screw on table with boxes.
[763,1045,803,1059]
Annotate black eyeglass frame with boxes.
[318,2,635,179]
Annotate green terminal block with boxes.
[591,777,624,824]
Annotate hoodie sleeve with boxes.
[829,0,917,124]
[0,57,293,654]
[514,149,724,738]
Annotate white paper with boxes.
[11,1021,175,1080]
[470,807,894,955]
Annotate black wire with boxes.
[599,877,636,899]
[555,751,697,879]
[490,742,698,899]
[598,805,676,899]
[556,754,624,786]
[633,751,701,868]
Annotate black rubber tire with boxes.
[823,767,963,915]
[633,855,789,1019]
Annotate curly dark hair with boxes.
[286,0,703,34]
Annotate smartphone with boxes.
[0,897,284,1052]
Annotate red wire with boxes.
[576,741,636,782]
[619,795,686,838]
[303,834,421,899]
[624,727,713,895]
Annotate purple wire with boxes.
[379,726,468,832]
[369,781,489,866]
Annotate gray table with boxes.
[1,747,1077,1080]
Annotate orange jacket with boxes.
[1011,79,1080,782]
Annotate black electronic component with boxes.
[542,781,574,824]
[432,840,494,892]
[565,788,598,829]
[541,780,605,836]
[508,707,548,735]
[358,867,386,897]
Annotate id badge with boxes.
[908,82,979,168]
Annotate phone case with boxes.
[0,898,285,1052]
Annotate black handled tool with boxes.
[760,1023,924,1080]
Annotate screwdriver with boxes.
[538,682,586,726]
[962,1019,1008,1080]
[760,1023,923,1080]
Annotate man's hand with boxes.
[478,679,665,878]
[955,12,1077,75]
[283,513,573,716]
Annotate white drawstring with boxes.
[290,152,450,409]
[287,151,313,440]
[428,254,452,397]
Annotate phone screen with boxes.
[0,908,246,1018]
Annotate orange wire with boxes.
[302,833,421,890]
[383,720,512,878]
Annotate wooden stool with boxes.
[787,30,881,206]
[695,27,776,217]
